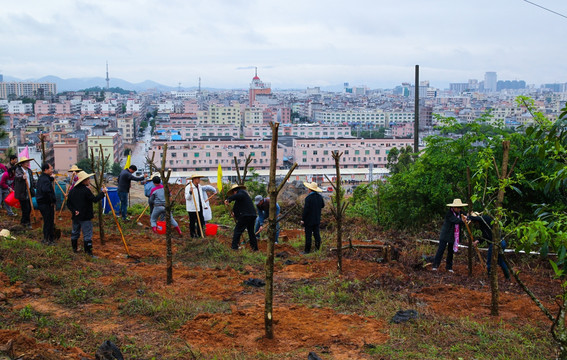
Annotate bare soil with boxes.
[0,198,560,359]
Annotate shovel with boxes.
[136,204,150,226]
[104,190,138,259]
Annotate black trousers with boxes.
[232,215,258,251]
[38,203,55,242]
[19,198,31,225]
[188,211,205,237]
[304,224,321,253]
[433,238,455,270]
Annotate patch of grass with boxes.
[119,293,231,331]
[366,317,554,360]
[290,276,408,317]
[176,237,264,270]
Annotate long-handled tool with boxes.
[24,175,37,224]
[190,184,205,238]
[136,203,150,225]
[104,190,132,257]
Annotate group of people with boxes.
[1,157,328,257]
[1,156,510,274]
[432,198,510,279]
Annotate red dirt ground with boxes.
[0,208,562,359]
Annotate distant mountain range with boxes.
[2,75,186,92]
[2,75,346,93]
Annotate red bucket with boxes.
[156,221,166,235]
[205,223,218,236]
[5,192,20,208]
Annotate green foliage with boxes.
[244,170,266,198]
[386,145,416,174]
[110,162,123,176]
[76,158,93,173]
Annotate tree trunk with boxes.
[159,146,173,285]
[264,122,297,340]
[332,151,343,274]
[264,122,278,339]
[466,166,473,277]
[490,140,510,316]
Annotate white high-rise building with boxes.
[484,72,497,92]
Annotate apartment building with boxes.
[292,138,415,169]
[314,109,388,126]
[208,103,241,125]
[53,137,87,172]
[149,139,283,172]
[0,81,56,99]
[243,124,352,138]
[87,132,124,164]
[3,101,33,114]
[155,125,240,140]
[117,116,135,143]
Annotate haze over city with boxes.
[1,0,566,89]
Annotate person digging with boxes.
[468,211,510,280]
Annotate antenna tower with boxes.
[105,61,110,90]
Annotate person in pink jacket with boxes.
[0,166,16,216]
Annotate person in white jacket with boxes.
[185,174,217,237]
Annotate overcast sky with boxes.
[1,0,566,89]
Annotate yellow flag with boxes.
[124,154,131,169]
[217,164,223,192]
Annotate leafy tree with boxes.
[110,162,122,176]
[386,145,415,174]
[507,99,567,358]
[76,158,93,173]
[0,109,8,140]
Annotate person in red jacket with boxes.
[0,166,16,216]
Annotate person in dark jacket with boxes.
[67,171,107,256]
[117,165,146,220]
[36,163,57,245]
[13,156,35,228]
[254,195,280,243]
[432,198,467,272]
[301,182,325,253]
[224,184,258,251]
[468,212,510,279]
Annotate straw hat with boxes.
[446,198,468,207]
[228,184,246,192]
[189,174,205,180]
[74,171,94,186]
[68,164,81,172]
[0,229,14,240]
[16,156,31,165]
[303,181,323,192]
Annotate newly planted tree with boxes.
[324,151,348,273]
[264,122,297,339]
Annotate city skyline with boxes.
[1,0,566,89]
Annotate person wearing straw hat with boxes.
[36,163,57,245]
[301,181,325,254]
[467,212,510,280]
[67,164,81,191]
[432,198,468,272]
[13,156,35,228]
[67,171,107,256]
[185,174,217,238]
[224,184,258,251]
[149,176,182,235]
